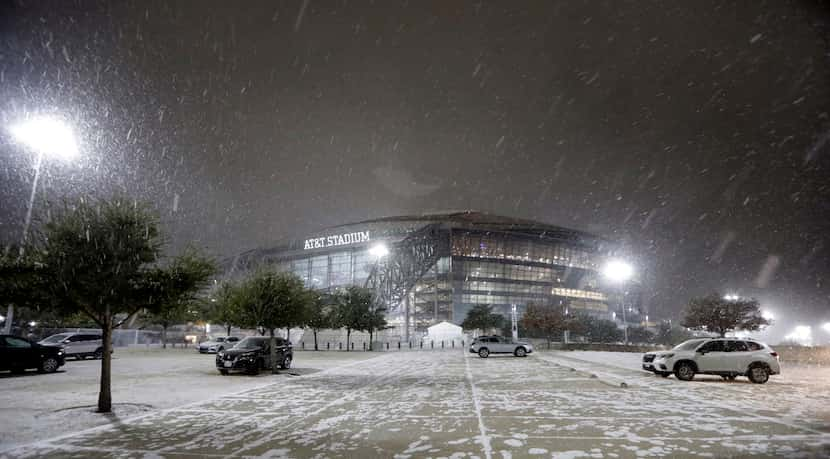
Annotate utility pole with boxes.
[511,304,518,341]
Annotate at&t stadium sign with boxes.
[304,231,370,250]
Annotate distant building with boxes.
[226,211,630,340]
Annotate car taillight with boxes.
[770,352,779,359]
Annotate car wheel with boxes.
[280,355,292,369]
[747,365,770,384]
[722,375,736,381]
[93,349,103,359]
[478,348,490,358]
[514,347,527,357]
[40,357,59,373]
[219,369,229,376]
[247,361,261,376]
[674,362,696,381]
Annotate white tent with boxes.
[425,321,464,343]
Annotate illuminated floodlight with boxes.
[28,321,37,327]
[762,310,774,321]
[10,116,79,160]
[0,315,4,322]
[723,294,740,301]
[369,243,390,258]
[602,260,634,283]
[785,325,812,346]
[823,323,830,333]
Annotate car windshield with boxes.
[233,337,267,350]
[673,339,708,351]
[40,334,70,344]
[214,337,226,343]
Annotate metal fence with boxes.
[29,328,163,347]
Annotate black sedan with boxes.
[0,335,66,374]
[216,336,292,375]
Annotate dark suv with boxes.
[0,335,66,374]
[216,336,293,375]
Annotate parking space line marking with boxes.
[464,352,493,459]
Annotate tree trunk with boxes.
[286,328,291,342]
[369,329,373,351]
[313,329,318,351]
[162,324,167,349]
[346,328,351,351]
[226,324,231,336]
[97,317,113,413]
[3,305,14,334]
[269,328,278,374]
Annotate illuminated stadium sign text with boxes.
[304,231,370,250]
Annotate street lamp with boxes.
[369,243,390,258]
[4,116,79,334]
[602,259,634,344]
[762,310,774,321]
[822,323,830,333]
[10,116,79,246]
[723,294,740,301]
[602,260,634,283]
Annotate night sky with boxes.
[1,1,829,333]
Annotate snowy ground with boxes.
[0,348,378,452]
[3,349,830,458]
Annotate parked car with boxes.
[643,338,780,384]
[469,335,533,358]
[215,336,293,375]
[39,332,105,359]
[198,336,241,354]
[0,335,65,374]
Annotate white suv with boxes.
[39,332,105,360]
[470,335,533,358]
[642,338,780,384]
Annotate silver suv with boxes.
[469,335,533,358]
[198,336,241,354]
[643,338,780,384]
[39,332,105,360]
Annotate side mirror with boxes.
[697,349,707,355]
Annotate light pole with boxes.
[4,116,78,334]
[368,243,392,341]
[603,259,634,345]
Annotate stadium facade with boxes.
[228,211,629,340]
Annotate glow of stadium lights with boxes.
[0,315,5,322]
[823,323,830,333]
[28,321,37,327]
[723,294,740,301]
[602,260,634,283]
[10,116,79,161]
[762,310,775,321]
[785,325,812,346]
[369,243,390,258]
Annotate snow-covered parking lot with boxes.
[0,348,377,452]
[2,349,830,458]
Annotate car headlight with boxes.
[661,353,674,359]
